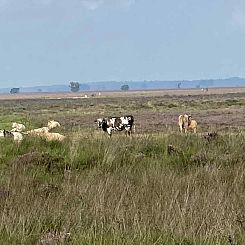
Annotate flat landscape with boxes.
[0,88,245,244]
[1,87,245,133]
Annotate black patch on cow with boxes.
[101,119,108,132]
[126,115,134,126]
[114,118,125,131]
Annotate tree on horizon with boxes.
[121,84,129,91]
[10,88,20,94]
[69,81,80,92]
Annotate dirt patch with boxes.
[133,109,245,133]
[59,108,245,134]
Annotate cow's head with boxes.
[95,118,104,128]
[95,118,108,132]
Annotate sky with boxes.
[0,0,245,87]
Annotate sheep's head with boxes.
[0,130,4,137]
[48,120,61,129]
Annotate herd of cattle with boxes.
[95,114,197,136]
[0,114,197,143]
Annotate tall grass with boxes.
[0,93,244,244]
[0,131,244,244]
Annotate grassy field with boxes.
[0,89,245,244]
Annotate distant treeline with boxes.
[1,77,245,93]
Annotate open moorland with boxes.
[0,88,245,244]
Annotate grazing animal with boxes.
[26,127,50,135]
[3,129,14,138]
[47,120,61,130]
[95,118,104,128]
[95,115,134,137]
[25,120,60,135]
[0,130,5,137]
[11,132,23,142]
[12,122,26,132]
[0,129,23,142]
[178,114,197,133]
[40,132,66,142]
[188,119,197,133]
[0,129,14,138]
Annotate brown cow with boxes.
[178,114,197,133]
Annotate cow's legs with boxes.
[107,127,112,137]
[179,124,184,133]
[125,126,132,136]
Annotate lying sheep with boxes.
[26,120,60,135]
[12,122,26,132]
[12,132,23,142]
[47,120,61,130]
[40,132,66,142]
[0,130,4,137]
[25,127,50,135]
[0,129,13,138]
[0,129,23,142]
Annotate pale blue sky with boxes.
[0,0,245,87]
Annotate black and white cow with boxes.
[95,115,134,137]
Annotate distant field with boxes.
[1,87,245,100]
[1,87,244,133]
[0,87,245,244]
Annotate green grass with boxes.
[0,93,245,244]
[0,131,244,244]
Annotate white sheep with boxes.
[12,132,23,142]
[47,120,61,130]
[26,127,50,135]
[12,122,26,132]
[0,130,23,142]
[41,132,66,142]
[0,130,5,137]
